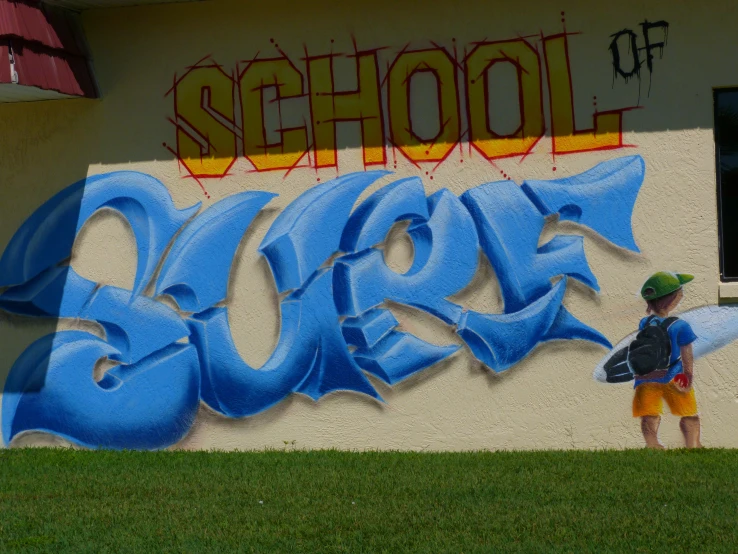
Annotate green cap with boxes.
[641,271,694,300]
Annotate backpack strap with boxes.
[662,316,680,329]
[662,317,681,368]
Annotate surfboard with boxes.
[593,305,738,383]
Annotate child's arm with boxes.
[674,344,694,389]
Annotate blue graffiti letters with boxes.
[2,332,200,450]
[334,188,478,324]
[156,191,277,312]
[189,268,380,418]
[0,171,200,296]
[260,171,389,293]
[0,156,645,449]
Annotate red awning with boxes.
[0,0,96,99]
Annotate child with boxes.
[633,272,701,449]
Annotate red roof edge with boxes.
[0,0,97,99]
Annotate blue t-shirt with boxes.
[634,316,697,387]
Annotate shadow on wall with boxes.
[0,154,647,449]
[0,4,703,181]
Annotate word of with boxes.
[609,20,669,92]
[0,156,645,450]
[171,30,637,178]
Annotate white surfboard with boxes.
[593,305,738,383]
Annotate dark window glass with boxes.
[715,89,738,280]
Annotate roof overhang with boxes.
[0,0,204,103]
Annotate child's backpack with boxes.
[626,316,679,376]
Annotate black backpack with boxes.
[603,316,679,383]
[628,316,679,376]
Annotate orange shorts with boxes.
[633,381,698,418]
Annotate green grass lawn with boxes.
[0,448,736,553]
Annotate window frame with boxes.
[714,87,738,282]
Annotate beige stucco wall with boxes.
[1,0,737,451]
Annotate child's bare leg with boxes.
[641,416,664,449]
[680,416,702,448]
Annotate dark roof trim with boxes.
[0,0,85,54]
[0,0,97,99]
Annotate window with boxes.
[715,88,738,280]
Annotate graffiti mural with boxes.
[1,155,645,449]
[165,14,667,183]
